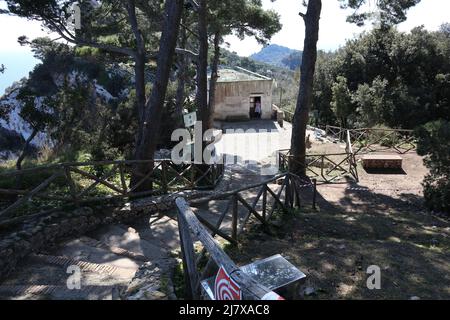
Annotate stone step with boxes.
[3,258,135,287]
[131,214,181,252]
[1,260,73,287]
[0,219,177,300]
[0,256,131,300]
[30,254,137,279]
[51,238,141,274]
[88,225,169,262]
[78,236,148,262]
[0,284,123,300]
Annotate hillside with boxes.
[250,44,302,70]
[0,63,132,161]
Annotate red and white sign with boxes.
[214,266,242,300]
[262,291,285,300]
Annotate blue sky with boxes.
[0,52,39,95]
[1,0,450,95]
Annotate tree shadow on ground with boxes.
[228,178,450,300]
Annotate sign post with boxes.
[183,112,197,128]
[214,266,242,300]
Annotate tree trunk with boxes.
[15,128,39,191]
[126,0,148,152]
[290,0,322,175]
[208,31,221,128]
[196,0,209,134]
[175,25,188,127]
[130,0,184,190]
[16,129,38,172]
[134,52,147,149]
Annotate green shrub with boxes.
[416,120,450,214]
[422,176,450,213]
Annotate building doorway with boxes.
[250,96,262,119]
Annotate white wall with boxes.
[212,80,273,121]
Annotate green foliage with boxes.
[313,26,450,129]
[172,262,185,299]
[331,76,353,127]
[312,51,337,125]
[0,35,137,164]
[209,0,282,44]
[352,77,391,127]
[416,120,450,214]
[342,0,421,27]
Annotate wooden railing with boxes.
[176,197,275,300]
[349,128,416,155]
[278,149,359,183]
[325,125,347,142]
[325,125,416,155]
[188,173,315,245]
[175,173,315,299]
[0,159,224,219]
[282,109,295,123]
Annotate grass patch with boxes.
[173,262,185,299]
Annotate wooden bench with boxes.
[362,154,403,170]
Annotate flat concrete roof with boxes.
[215,68,272,83]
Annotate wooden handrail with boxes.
[176,197,274,300]
[0,158,225,219]
[189,173,287,205]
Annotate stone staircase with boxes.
[0,213,180,300]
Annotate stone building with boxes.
[210,67,274,121]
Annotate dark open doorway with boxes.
[250,96,262,119]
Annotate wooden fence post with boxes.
[190,164,196,189]
[161,161,168,194]
[291,177,297,208]
[119,163,128,194]
[65,166,79,206]
[177,206,200,300]
[262,185,267,221]
[232,194,238,242]
[284,175,291,209]
[320,156,325,181]
[312,179,317,211]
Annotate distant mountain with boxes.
[250,44,302,70]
